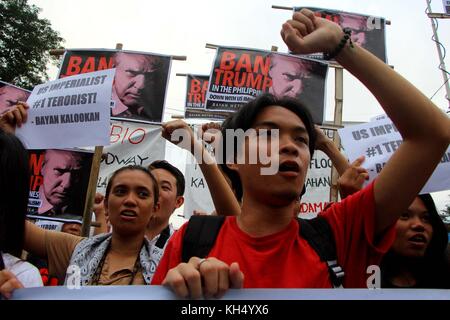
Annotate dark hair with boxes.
[149,160,185,196]
[419,194,448,259]
[219,93,316,201]
[105,165,159,206]
[381,194,450,288]
[0,128,29,257]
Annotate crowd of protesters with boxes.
[1,8,450,299]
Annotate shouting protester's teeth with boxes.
[121,211,137,217]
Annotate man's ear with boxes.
[175,196,184,209]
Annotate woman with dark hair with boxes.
[0,126,43,297]
[338,162,450,288]
[380,194,450,288]
[1,165,160,299]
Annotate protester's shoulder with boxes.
[319,180,376,217]
[45,228,84,250]
[171,215,233,239]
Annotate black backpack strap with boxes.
[155,225,172,249]
[298,216,345,288]
[181,215,226,263]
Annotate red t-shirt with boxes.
[151,181,396,288]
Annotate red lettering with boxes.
[65,56,82,76]
[128,129,145,144]
[262,76,272,91]
[30,175,43,191]
[221,71,234,86]
[81,57,96,73]
[254,55,271,76]
[202,80,209,92]
[299,202,327,213]
[109,124,145,144]
[110,124,123,143]
[235,54,252,73]
[97,57,114,70]
[193,93,202,103]
[219,51,236,70]
[190,79,202,93]
[29,154,44,175]
[214,69,224,85]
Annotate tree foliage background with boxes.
[0,0,64,90]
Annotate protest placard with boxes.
[183,155,215,218]
[205,47,328,124]
[11,285,450,300]
[0,81,31,115]
[16,69,115,149]
[294,7,387,63]
[96,120,166,194]
[26,148,94,224]
[185,74,231,120]
[299,129,336,217]
[59,49,172,124]
[339,118,450,194]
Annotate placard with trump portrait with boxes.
[205,47,328,124]
[58,49,172,124]
[27,148,93,224]
[294,7,387,63]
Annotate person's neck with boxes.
[110,231,144,257]
[146,218,170,241]
[387,255,420,288]
[390,270,417,288]
[237,193,295,237]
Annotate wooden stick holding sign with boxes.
[329,68,344,203]
[81,146,103,237]
[80,41,127,236]
[270,5,391,24]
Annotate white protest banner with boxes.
[370,113,388,122]
[16,69,115,149]
[298,128,337,218]
[299,150,333,218]
[183,152,215,218]
[339,118,450,194]
[96,120,166,194]
[11,285,450,300]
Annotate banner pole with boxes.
[80,42,122,237]
[329,67,344,203]
[80,146,104,237]
[270,5,391,24]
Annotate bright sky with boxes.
[29,0,450,213]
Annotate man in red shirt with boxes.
[151,9,450,298]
